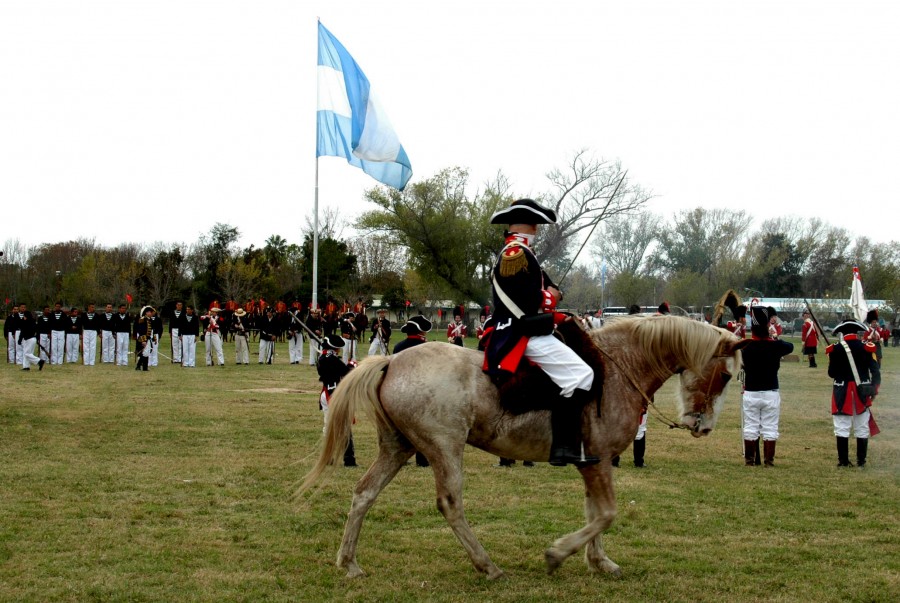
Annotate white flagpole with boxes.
[313,157,320,311]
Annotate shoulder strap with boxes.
[491,272,525,319]
[839,340,864,384]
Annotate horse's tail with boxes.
[297,355,392,495]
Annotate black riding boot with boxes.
[856,438,868,468]
[344,433,357,467]
[836,436,852,467]
[633,436,646,468]
[744,440,757,466]
[548,390,600,467]
[754,438,762,466]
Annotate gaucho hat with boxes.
[832,320,866,337]
[400,315,433,334]
[490,198,557,225]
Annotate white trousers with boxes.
[171,328,182,363]
[115,332,130,365]
[341,338,357,365]
[51,330,65,364]
[258,339,274,364]
[181,335,196,367]
[65,333,80,363]
[205,332,224,365]
[38,334,50,362]
[82,330,97,365]
[524,333,594,397]
[15,330,22,364]
[635,412,648,440]
[308,337,320,365]
[7,333,15,363]
[368,337,388,356]
[833,411,870,438]
[20,337,42,369]
[288,333,303,363]
[742,390,781,441]
[101,330,115,363]
[149,335,159,366]
[235,334,249,364]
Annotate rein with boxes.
[594,344,689,430]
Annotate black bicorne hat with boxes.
[490,198,557,225]
[866,309,878,323]
[342,311,356,319]
[750,305,770,338]
[832,320,866,337]
[320,334,345,350]
[400,315,433,334]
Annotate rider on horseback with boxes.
[483,198,600,467]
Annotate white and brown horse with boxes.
[299,315,746,579]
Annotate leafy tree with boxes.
[653,208,747,285]
[591,211,661,276]
[300,233,357,303]
[745,232,804,297]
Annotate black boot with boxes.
[343,433,358,467]
[744,440,757,466]
[549,391,599,467]
[856,438,868,468]
[763,440,776,467]
[836,436,852,467]
[754,438,762,466]
[633,436,646,468]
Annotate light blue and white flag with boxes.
[317,21,412,191]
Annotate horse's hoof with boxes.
[486,568,505,580]
[545,549,565,575]
[344,565,365,579]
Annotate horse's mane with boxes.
[592,315,735,382]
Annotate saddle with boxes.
[492,319,605,414]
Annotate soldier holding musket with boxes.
[232,307,250,364]
[287,304,305,364]
[339,311,358,365]
[305,306,324,365]
[368,307,392,356]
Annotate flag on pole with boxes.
[850,265,868,322]
[316,21,413,190]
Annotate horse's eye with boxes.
[720,372,732,385]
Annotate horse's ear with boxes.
[725,338,752,354]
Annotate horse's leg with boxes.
[544,462,619,575]
[428,440,504,580]
[337,437,412,579]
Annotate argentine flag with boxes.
[317,22,413,191]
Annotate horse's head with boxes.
[677,337,748,437]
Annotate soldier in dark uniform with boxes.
[169,301,184,364]
[368,308,392,356]
[388,315,433,467]
[133,306,155,371]
[339,312,358,366]
[5,304,19,363]
[81,304,101,366]
[64,307,82,363]
[149,308,163,367]
[180,305,200,367]
[16,303,44,371]
[36,306,53,363]
[49,302,66,365]
[100,303,116,363]
[305,306,324,366]
[317,333,357,467]
[827,319,881,467]
[257,306,279,364]
[112,304,132,366]
[484,198,598,467]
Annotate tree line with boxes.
[3,150,898,321]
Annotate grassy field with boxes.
[1,333,898,602]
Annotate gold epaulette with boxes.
[499,243,529,277]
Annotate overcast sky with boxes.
[2,1,898,253]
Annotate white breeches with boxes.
[635,412,648,441]
[833,411,870,438]
[7,333,16,363]
[149,336,159,366]
[258,339,274,364]
[320,391,329,433]
[341,338,357,365]
[308,338,320,365]
[171,328,182,362]
[51,330,65,364]
[82,330,97,365]
[742,390,781,440]
[181,335,196,367]
[65,334,80,363]
[235,335,249,364]
[524,333,594,397]
[38,334,50,362]
[206,333,224,365]
[368,337,388,356]
[101,330,115,363]
[115,332,130,365]
[15,331,22,364]
[20,337,42,369]
[288,333,303,363]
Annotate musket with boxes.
[289,314,325,346]
[374,321,390,355]
[557,170,628,288]
[804,299,831,347]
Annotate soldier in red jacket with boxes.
[800,310,819,368]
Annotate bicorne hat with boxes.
[400,315,433,334]
[832,320,866,337]
[749,305,771,338]
[342,311,356,319]
[140,305,156,316]
[489,198,557,225]
[320,333,345,350]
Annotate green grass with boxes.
[1,336,898,602]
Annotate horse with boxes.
[299,315,747,579]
